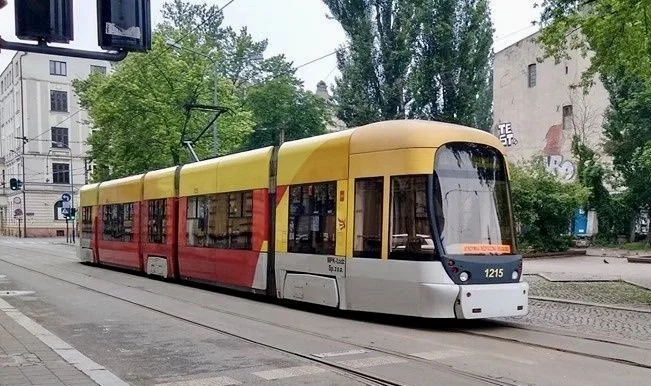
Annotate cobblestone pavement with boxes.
[500,299,651,344]
[525,274,651,311]
[0,309,96,386]
[498,275,651,345]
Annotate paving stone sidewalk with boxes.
[0,310,97,386]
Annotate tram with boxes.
[77,120,529,319]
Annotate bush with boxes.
[509,158,590,253]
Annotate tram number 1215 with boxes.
[485,268,504,278]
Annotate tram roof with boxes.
[79,183,100,206]
[348,120,504,154]
[98,174,144,205]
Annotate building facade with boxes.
[0,52,110,237]
[492,32,610,181]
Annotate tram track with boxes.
[0,251,524,386]
[1,245,650,383]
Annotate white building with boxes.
[492,32,610,181]
[0,52,110,237]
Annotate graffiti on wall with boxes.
[497,122,518,147]
[543,124,575,180]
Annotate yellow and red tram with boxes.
[77,120,529,319]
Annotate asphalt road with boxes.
[0,238,649,386]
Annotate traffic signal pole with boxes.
[20,52,27,238]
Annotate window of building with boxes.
[389,175,433,260]
[81,206,93,239]
[353,178,383,258]
[148,199,167,244]
[102,203,134,242]
[90,65,107,75]
[52,163,70,184]
[288,182,336,255]
[562,104,573,130]
[50,90,68,112]
[186,191,253,249]
[527,63,536,88]
[49,60,67,76]
[54,200,63,220]
[51,127,69,148]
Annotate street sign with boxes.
[61,207,70,216]
[62,200,71,209]
[13,196,21,204]
[61,193,72,202]
[13,208,23,218]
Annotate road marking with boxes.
[411,349,469,361]
[312,348,368,358]
[156,376,241,386]
[253,365,327,380]
[337,355,407,368]
[0,297,129,386]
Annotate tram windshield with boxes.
[433,143,515,255]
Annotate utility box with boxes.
[15,0,74,43]
[97,0,151,52]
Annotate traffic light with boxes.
[97,0,152,52]
[9,178,22,190]
[15,0,74,44]
[69,208,76,219]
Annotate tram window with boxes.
[186,191,253,250]
[288,182,336,255]
[186,195,215,247]
[81,206,92,239]
[389,175,434,260]
[148,199,166,244]
[226,191,253,250]
[353,177,383,258]
[102,203,134,242]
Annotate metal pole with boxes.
[19,52,27,238]
[212,62,219,156]
[69,148,75,244]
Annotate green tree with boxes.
[77,1,327,181]
[510,158,590,252]
[536,0,651,87]
[323,0,494,130]
[242,77,329,149]
[409,0,494,129]
[75,35,253,181]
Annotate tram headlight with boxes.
[459,271,469,282]
[512,271,519,280]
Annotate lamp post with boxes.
[165,40,219,156]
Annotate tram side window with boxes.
[81,206,93,239]
[227,191,253,250]
[288,182,336,255]
[148,199,166,244]
[389,175,434,260]
[353,178,383,258]
[102,203,134,242]
[187,195,216,247]
[186,192,253,249]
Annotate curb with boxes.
[529,296,651,314]
[627,256,651,264]
[523,250,587,259]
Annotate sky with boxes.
[0,0,541,92]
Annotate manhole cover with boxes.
[0,290,35,297]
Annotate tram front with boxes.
[430,142,528,319]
